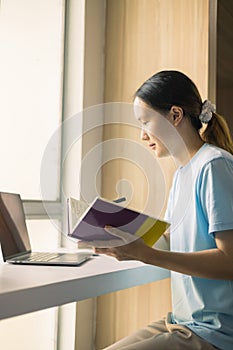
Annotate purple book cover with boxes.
[69,198,148,241]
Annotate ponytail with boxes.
[201,112,233,155]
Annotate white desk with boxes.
[0,255,169,320]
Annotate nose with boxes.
[141,128,149,141]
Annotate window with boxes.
[0,1,65,349]
[0,0,102,348]
[0,0,64,200]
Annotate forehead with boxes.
[133,97,161,121]
[134,97,151,120]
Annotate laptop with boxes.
[0,192,92,266]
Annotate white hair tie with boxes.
[199,100,216,124]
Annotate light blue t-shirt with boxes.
[165,143,233,350]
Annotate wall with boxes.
[95,0,209,348]
[216,0,233,135]
[74,1,106,349]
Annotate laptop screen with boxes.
[0,192,31,260]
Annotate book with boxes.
[67,197,170,247]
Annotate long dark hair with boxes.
[135,70,233,154]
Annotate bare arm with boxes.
[143,230,233,279]
[95,229,233,280]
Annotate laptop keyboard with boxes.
[27,252,63,262]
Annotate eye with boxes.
[142,121,149,126]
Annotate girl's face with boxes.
[134,97,170,158]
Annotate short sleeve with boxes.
[199,158,233,235]
[164,170,179,223]
[164,189,172,223]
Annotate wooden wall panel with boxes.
[216,0,233,134]
[96,0,209,348]
[104,0,209,103]
[95,278,171,350]
[102,0,209,211]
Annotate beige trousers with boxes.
[103,313,219,350]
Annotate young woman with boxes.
[90,71,233,349]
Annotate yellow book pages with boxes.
[135,217,170,247]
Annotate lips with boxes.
[149,143,156,149]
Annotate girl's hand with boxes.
[78,226,149,261]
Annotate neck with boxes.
[174,129,205,166]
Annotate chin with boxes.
[154,148,170,158]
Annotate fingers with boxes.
[94,247,125,260]
[78,226,139,249]
[95,247,113,255]
[78,238,123,248]
[78,240,93,248]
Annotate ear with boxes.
[170,106,184,126]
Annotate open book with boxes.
[67,197,170,247]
